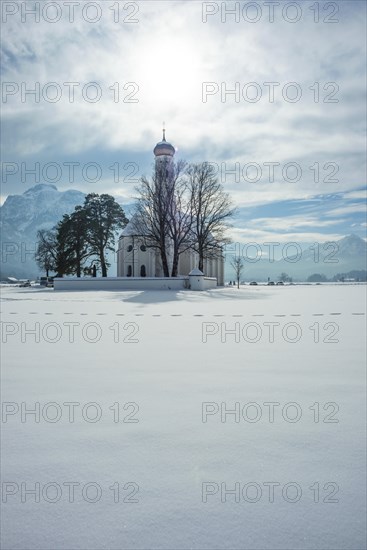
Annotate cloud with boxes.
[229,227,345,246]
[248,215,344,231]
[343,190,367,200]
[325,204,366,217]
[1,0,366,242]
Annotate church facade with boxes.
[117,133,225,285]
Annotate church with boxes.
[117,132,225,285]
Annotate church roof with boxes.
[120,214,142,237]
[153,128,175,157]
[189,268,204,276]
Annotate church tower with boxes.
[153,124,176,186]
[153,124,175,160]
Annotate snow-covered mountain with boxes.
[1,184,85,278]
[240,234,367,282]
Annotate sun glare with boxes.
[135,36,201,105]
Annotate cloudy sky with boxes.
[1,0,366,246]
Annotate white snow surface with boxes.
[1,284,366,550]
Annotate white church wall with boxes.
[203,277,218,290]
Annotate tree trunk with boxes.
[76,255,81,278]
[160,249,170,277]
[198,251,204,272]
[159,237,170,277]
[171,248,179,277]
[46,268,49,277]
[100,252,107,277]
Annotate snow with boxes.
[189,268,204,276]
[1,284,366,550]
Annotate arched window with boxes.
[140,265,146,277]
[127,265,132,277]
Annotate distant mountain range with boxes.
[232,234,367,282]
[1,184,366,281]
[1,184,85,278]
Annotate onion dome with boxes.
[153,127,175,157]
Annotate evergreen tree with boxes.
[83,193,128,277]
[55,208,91,277]
[54,215,77,276]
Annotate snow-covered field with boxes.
[1,284,366,550]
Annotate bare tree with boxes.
[132,158,186,277]
[188,162,235,272]
[231,256,244,289]
[133,160,235,278]
[166,160,194,277]
[35,229,57,277]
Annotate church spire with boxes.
[153,123,175,157]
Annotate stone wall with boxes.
[54,277,189,291]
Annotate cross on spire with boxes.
[162,121,166,141]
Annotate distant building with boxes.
[117,131,224,285]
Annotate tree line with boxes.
[307,271,367,282]
[36,161,234,278]
[36,193,128,277]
